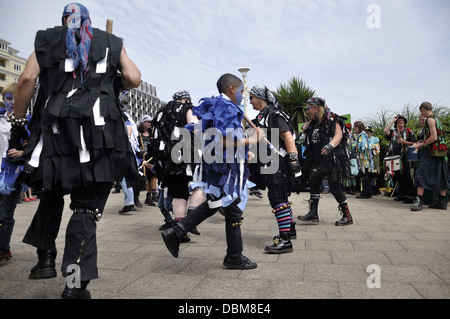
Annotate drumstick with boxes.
[243,114,279,154]
[391,181,398,198]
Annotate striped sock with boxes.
[274,203,292,233]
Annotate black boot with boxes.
[411,195,423,211]
[428,195,448,210]
[298,198,319,222]
[112,183,120,194]
[144,193,156,206]
[264,232,293,254]
[134,193,143,208]
[29,249,57,279]
[223,216,257,269]
[118,204,135,214]
[187,209,200,236]
[60,280,91,299]
[151,190,159,202]
[290,221,297,239]
[159,219,175,231]
[335,203,353,226]
[161,227,181,258]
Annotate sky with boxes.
[2,0,450,122]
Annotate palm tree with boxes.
[273,77,316,132]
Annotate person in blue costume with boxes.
[162,73,265,269]
[11,3,141,299]
[0,83,29,263]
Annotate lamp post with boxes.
[238,67,250,116]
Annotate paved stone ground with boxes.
[1,189,449,300]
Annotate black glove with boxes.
[13,162,34,190]
[288,152,301,174]
[321,143,334,155]
[9,125,27,151]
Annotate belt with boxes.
[73,208,102,222]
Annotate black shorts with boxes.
[166,174,192,200]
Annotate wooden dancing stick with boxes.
[106,19,113,33]
[142,157,153,166]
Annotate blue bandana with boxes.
[62,3,93,83]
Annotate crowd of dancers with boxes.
[0,3,448,299]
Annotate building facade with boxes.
[127,80,165,124]
[0,38,27,107]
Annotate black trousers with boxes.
[23,182,112,281]
[309,166,347,204]
[0,188,21,254]
[394,159,415,198]
[358,170,373,197]
[174,198,244,260]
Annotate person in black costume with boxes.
[297,97,353,226]
[249,85,301,253]
[151,90,202,238]
[11,3,141,299]
[383,115,417,203]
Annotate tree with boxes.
[273,77,316,132]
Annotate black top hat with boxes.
[395,115,408,126]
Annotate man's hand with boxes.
[288,152,301,174]
[248,127,266,145]
[7,149,24,158]
[321,143,334,155]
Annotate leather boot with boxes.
[290,221,297,239]
[264,232,293,254]
[335,203,353,226]
[428,195,448,210]
[161,227,181,258]
[29,249,57,279]
[222,215,257,269]
[134,193,143,207]
[60,280,91,299]
[144,193,156,206]
[186,209,200,236]
[411,196,423,211]
[298,198,319,222]
[118,204,135,214]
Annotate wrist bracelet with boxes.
[7,113,29,127]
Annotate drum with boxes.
[406,146,419,161]
[384,155,401,175]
